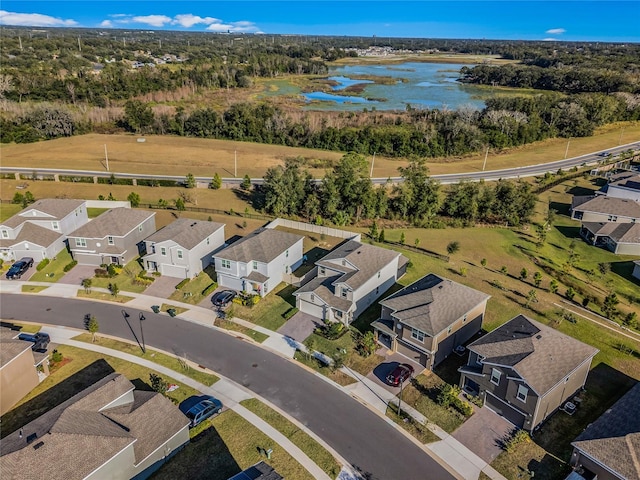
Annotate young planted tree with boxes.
[480,258,487,268]
[533,271,542,288]
[447,241,460,255]
[549,279,559,294]
[81,278,92,293]
[185,173,196,189]
[602,293,620,319]
[241,174,252,191]
[520,268,528,281]
[127,192,141,208]
[210,173,222,190]
[86,315,99,343]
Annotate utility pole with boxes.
[564,139,571,159]
[77,36,81,52]
[104,144,109,171]
[234,150,237,177]
[482,146,489,171]
[370,152,376,177]
[18,36,23,51]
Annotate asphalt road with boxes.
[2,142,637,186]
[0,294,457,480]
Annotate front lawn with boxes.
[232,283,297,331]
[77,290,134,303]
[21,285,49,293]
[216,318,269,343]
[29,249,74,283]
[169,266,217,305]
[293,351,356,386]
[386,402,440,444]
[91,258,148,293]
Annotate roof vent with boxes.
[536,334,542,340]
[191,222,197,227]
[33,441,45,450]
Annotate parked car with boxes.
[5,257,34,280]
[18,332,51,351]
[185,396,223,428]
[386,363,414,387]
[212,290,236,308]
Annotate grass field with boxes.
[1,122,638,180]
[28,249,74,283]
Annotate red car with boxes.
[386,363,414,387]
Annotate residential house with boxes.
[143,218,225,278]
[633,260,640,281]
[568,382,640,480]
[214,228,304,297]
[459,315,598,431]
[597,171,640,202]
[0,327,49,416]
[371,274,490,369]
[571,195,640,223]
[294,240,408,324]
[0,199,88,262]
[67,208,156,266]
[580,221,640,255]
[228,461,284,480]
[0,373,190,480]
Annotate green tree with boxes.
[123,100,154,133]
[520,268,528,281]
[550,279,559,293]
[81,278,92,293]
[480,258,487,268]
[107,192,116,201]
[12,192,23,204]
[86,315,99,343]
[108,283,119,296]
[602,293,619,318]
[24,191,35,204]
[623,312,638,329]
[566,287,576,301]
[369,222,379,240]
[394,158,441,225]
[526,289,538,308]
[533,271,542,287]
[185,173,196,189]
[210,172,222,190]
[598,262,611,276]
[400,232,405,245]
[127,192,140,208]
[414,238,420,248]
[500,265,508,275]
[241,174,252,190]
[378,229,385,243]
[149,373,169,395]
[175,198,185,211]
[447,241,460,255]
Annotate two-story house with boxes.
[294,240,408,324]
[0,199,88,262]
[571,195,640,223]
[569,382,640,480]
[371,274,490,369]
[597,172,640,202]
[0,373,190,480]
[459,315,598,431]
[143,219,225,278]
[214,228,304,297]
[67,208,156,266]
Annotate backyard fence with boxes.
[265,218,361,242]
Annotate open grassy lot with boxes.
[0,343,200,439]
[153,410,314,480]
[28,248,75,283]
[0,203,21,221]
[72,333,218,387]
[240,398,342,479]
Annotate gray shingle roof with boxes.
[381,274,490,336]
[215,228,303,264]
[0,373,189,480]
[68,208,154,238]
[572,382,640,480]
[315,240,404,291]
[2,199,85,228]
[583,222,640,244]
[572,195,640,219]
[468,315,598,395]
[144,218,225,250]
[609,173,640,191]
[0,222,63,248]
[244,271,269,283]
[294,274,354,312]
[0,339,32,369]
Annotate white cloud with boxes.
[131,15,172,27]
[99,20,113,28]
[546,28,566,35]
[0,10,77,27]
[109,14,129,18]
[206,20,261,33]
[542,37,559,42]
[172,14,220,28]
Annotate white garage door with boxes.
[299,300,325,320]
[161,264,188,279]
[13,249,45,262]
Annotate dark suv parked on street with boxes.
[6,257,34,279]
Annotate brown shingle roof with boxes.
[572,382,640,480]
[468,315,598,395]
[381,274,490,336]
[294,274,354,312]
[0,222,63,248]
[0,339,32,368]
[572,195,640,219]
[144,218,225,250]
[583,221,640,244]
[215,228,303,264]
[68,208,154,238]
[2,199,85,228]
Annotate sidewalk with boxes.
[4,280,506,480]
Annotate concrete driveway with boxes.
[143,275,181,298]
[366,349,426,394]
[277,311,322,343]
[452,405,514,463]
[59,265,96,285]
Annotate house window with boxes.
[253,261,258,269]
[75,238,87,247]
[264,282,268,293]
[311,294,315,302]
[564,376,570,383]
[206,237,210,245]
[286,249,289,258]
[377,271,381,278]
[447,325,453,335]
[490,368,502,385]
[476,354,485,366]
[319,267,325,275]
[376,286,379,295]
[516,385,528,402]
[138,224,143,232]
[608,215,618,222]
[177,249,183,259]
[1,230,8,238]
[411,328,425,342]
[341,288,348,298]
[335,310,343,319]
[51,221,59,230]
[221,259,231,269]
[107,236,114,245]
[463,314,467,323]
[161,247,166,256]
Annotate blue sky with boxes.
[1,1,638,42]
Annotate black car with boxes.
[212,290,236,308]
[18,332,51,351]
[6,257,34,279]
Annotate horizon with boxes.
[1,1,639,43]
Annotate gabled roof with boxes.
[572,382,640,480]
[294,274,354,312]
[0,222,63,249]
[582,221,640,244]
[68,208,154,239]
[572,195,640,219]
[215,228,303,264]
[381,274,490,336]
[0,373,189,480]
[1,199,85,229]
[316,240,404,291]
[608,172,640,191]
[468,315,598,395]
[144,218,225,250]
[0,327,32,369]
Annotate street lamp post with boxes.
[398,377,406,418]
[139,312,146,354]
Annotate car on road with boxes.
[386,363,414,387]
[18,332,51,351]
[5,257,34,280]
[185,395,223,428]
[212,290,237,308]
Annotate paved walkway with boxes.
[2,279,507,480]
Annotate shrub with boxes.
[63,260,77,272]
[149,373,169,395]
[94,268,109,278]
[202,283,218,296]
[106,264,117,277]
[152,271,162,277]
[50,349,63,363]
[355,331,377,357]
[36,258,50,271]
[503,429,531,453]
[283,307,299,320]
[175,278,190,290]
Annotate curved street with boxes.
[0,293,458,480]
